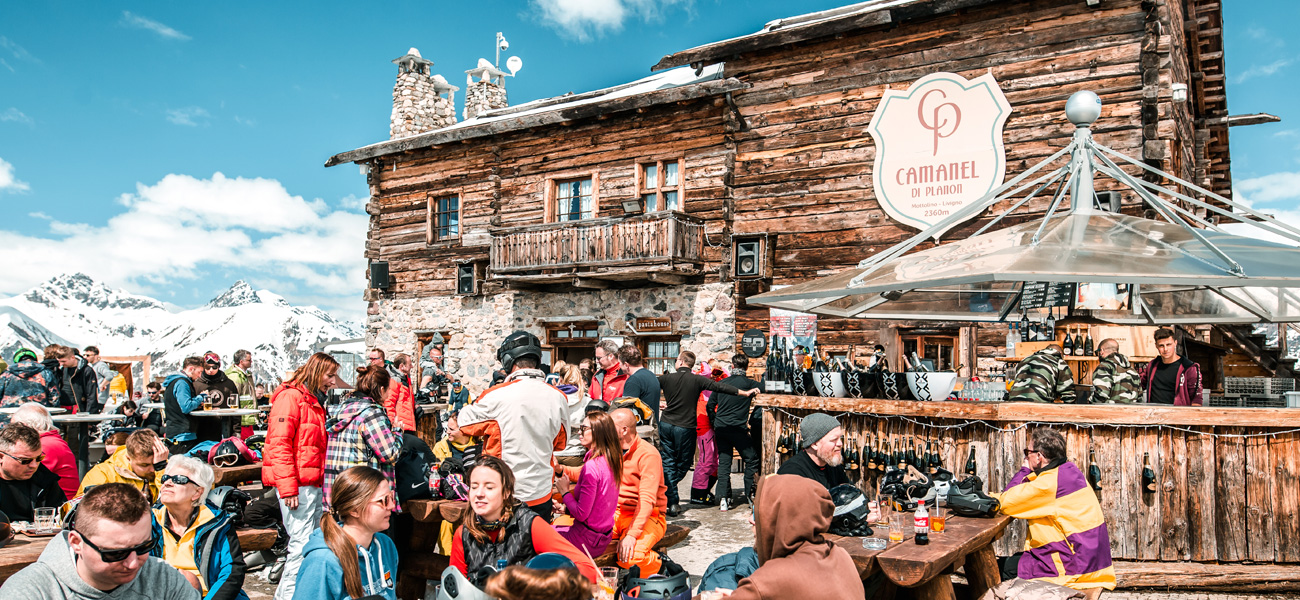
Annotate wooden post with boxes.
[963,545,1000,599]
[911,574,956,600]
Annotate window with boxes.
[900,335,957,371]
[639,160,682,212]
[427,194,460,243]
[554,177,594,221]
[643,338,681,375]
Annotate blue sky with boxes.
[0,0,1296,321]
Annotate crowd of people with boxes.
[1012,328,1202,404]
[0,329,1135,600]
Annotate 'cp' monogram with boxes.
[918,89,962,156]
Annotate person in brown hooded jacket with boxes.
[724,474,865,600]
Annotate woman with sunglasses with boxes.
[150,455,249,600]
[553,410,621,557]
[451,456,599,588]
[293,466,399,600]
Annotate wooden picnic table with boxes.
[0,528,278,585]
[827,514,1013,600]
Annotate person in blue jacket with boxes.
[293,466,399,600]
[164,357,207,455]
[149,455,249,600]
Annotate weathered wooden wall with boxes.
[760,398,1300,565]
[364,100,731,297]
[725,0,1212,365]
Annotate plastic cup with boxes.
[930,504,946,533]
[598,567,618,600]
[889,512,907,542]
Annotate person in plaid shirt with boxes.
[323,364,402,510]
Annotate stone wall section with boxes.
[391,72,456,139]
[464,80,507,120]
[366,282,735,396]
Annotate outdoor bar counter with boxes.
[755,395,1300,591]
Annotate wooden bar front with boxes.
[757,395,1300,590]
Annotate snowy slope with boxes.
[0,274,361,383]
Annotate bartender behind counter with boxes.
[1139,328,1202,406]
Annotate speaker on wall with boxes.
[1094,190,1122,213]
[369,261,390,290]
[734,239,762,278]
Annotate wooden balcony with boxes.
[489,212,705,286]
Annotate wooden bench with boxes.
[594,523,691,567]
[235,527,277,552]
[213,463,262,487]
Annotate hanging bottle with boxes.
[1088,449,1102,491]
[866,435,878,471]
[1141,452,1157,494]
[965,446,977,475]
[926,440,940,475]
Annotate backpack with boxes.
[436,456,470,501]
[946,475,1000,518]
[396,432,436,502]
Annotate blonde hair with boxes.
[166,454,215,501]
[10,403,53,432]
[289,352,341,395]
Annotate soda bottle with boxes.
[914,500,930,545]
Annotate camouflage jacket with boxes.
[1010,347,1075,403]
[1090,353,1141,403]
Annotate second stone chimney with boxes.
[390,48,458,139]
[464,59,509,120]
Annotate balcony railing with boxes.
[490,212,704,274]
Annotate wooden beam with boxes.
[1114,560,1300,591]
[573,277,610,289]
[647,272,687,285]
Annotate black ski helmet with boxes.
[497,330,543,372]
[828,484,874,537]
[620,570,691,600]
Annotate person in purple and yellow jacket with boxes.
[993,427,1115,591]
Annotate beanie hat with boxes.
[799,413,840,449]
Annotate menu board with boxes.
[1020,281,1076,310]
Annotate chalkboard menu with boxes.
[1020,281,1076,310]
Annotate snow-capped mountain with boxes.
[0,274,361,385]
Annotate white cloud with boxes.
[166,106,210,126]
[0,172,364,314]
[532,0,692,41]
[120,11,191,41]
[1233,58,1292,84]
[1,108,33,126]
[0,157,30,193]
[1235,171,1300,204]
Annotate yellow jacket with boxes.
[76,446,164,503]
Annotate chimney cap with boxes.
[393,47,434,74]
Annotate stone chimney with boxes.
[464,59,509,120]
[390,48,459,139]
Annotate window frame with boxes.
[636,158,684,213]
[640,336,682,376]
[546,173,600,223]
[426,191,462,245]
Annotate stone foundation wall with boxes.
[391,72,456,139]
[366,283,735,396]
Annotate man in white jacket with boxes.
[457,330,569,521]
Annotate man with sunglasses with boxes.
[992,428,1115,592]
[0,482,199,598]
[0,422,67,522]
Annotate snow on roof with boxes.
[326,63,730,166]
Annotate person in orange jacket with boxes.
[262,352,338,600]
[383,353,416,433]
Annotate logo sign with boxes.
[741,328,768,358]
[633,317,672,332]
[867,72,1012,234]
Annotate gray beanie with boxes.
[800,413,841,449]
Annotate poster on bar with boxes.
[769,307,817,355]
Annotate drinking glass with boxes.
[598,567,618,600]
[227,394,238,409]
[889,512,907,543]
[930,504,946,533]
[34,507,56,533]
[875,494,892,527]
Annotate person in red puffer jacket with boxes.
[263,352,338,600]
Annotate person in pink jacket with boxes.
[554,410,623,557]
[9,403,78,499]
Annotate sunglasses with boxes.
[578,425,592,433]
[2,450,45,465]
[373,494,396,509]
[75,530,156,563]
[1023,448,1040,457]
[161,474,195,486]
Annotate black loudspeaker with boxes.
[735,240,761,278]
[369,261,390,289]
[456,263,477,295]
[1094,191,1122,213]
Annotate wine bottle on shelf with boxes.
[1083,328,1095,357]
[1074,329,1085,357]
[1045,307,1056,341]
[965,446,977,475]
[1088,449,1103,491]
[1006,323,1019,357]
[1063,327,1075,355]
[1141,452,1157,494]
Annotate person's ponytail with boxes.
[321,466,387,599]
[320,511,364,599]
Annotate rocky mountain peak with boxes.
[206,280,261,308]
